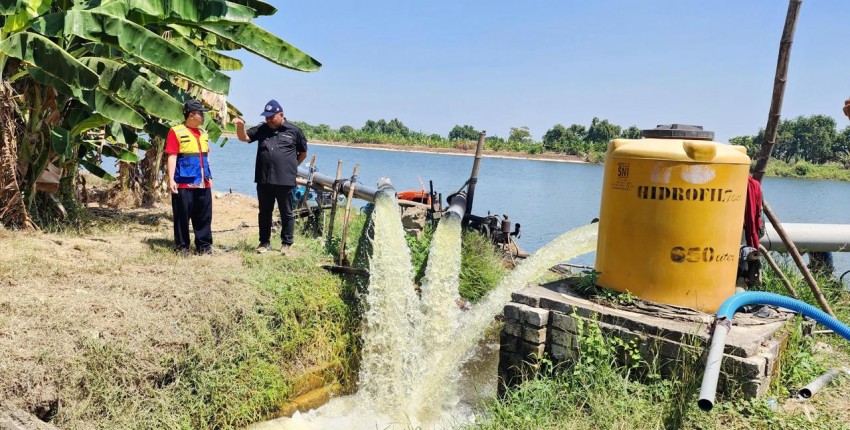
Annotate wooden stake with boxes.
[763,201,834,317]
[338,164,359,266]
[326,160,343,245]
[758,244,799,298]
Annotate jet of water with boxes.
[409,223,599,419]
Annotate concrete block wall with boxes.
[499,285,791,399]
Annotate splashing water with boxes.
[256,192,598,430]
[357,187,421,412]
[409,223,598,418]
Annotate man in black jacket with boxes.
[233,100,308,254]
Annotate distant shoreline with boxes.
[308,140,589,164]
[221,134,589,164]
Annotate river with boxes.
[207,141,850,276]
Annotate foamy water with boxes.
[251,189,598,430]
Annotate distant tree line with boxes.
[292,117,644,161]
[292,114,850,171]
[730,115,850,168]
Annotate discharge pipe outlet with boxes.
[445,191,468,220]
[376,177,395,196]
[297,165,378,202]
[698,292,850,412]
[798,368,848,399]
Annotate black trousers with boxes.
[257,183,295,246]
[171,187,213,251]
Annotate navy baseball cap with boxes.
[261,99,283,117]
[183,99,210,115]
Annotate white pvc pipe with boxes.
[798,368,845,399]
[760,223,850,252]
[698,320,731,412]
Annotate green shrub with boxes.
[459,230,507,302]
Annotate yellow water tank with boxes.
[594,125,750,313]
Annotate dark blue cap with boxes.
[183,99,209,115]
[261,99,283,117]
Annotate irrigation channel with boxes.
[257,181,598,429]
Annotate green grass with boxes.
[459,229,508,302]
[762,159,850,181]
[47,219,361,429]
[469,260,850,430]
[406,227,508,302]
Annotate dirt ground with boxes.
[0,192,265,423]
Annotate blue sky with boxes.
[226,1,850,143]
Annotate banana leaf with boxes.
[92,0,257,25]
[79,158,116,180]
[203,115,224,143]
[50,126,72,160]
[28,67,86,100]
[228,0,275,16]
[106,121,139,149]
[81,89,147,129]
[136,137,152,151]
[203,48,242,71]
[70,112,111,137]
[2,0,51,32]
[166,35,241,74]
[206,71,230,94]
[0,0,17,15]
[80,57,183,122]
[32,10,218,88]
[144,120,171,139]
[202,22,321,72]
[102,143,140,162]
[0,32,99,89]
[32,64,167,135]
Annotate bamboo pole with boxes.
[763,201,834,317]
[758,244,799,298]
[746,0,833,314]
[752,0,803,181]
[326,160,343,245]
[338,164,359,266]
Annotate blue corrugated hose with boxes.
[717,291,850,342]
[699,291,850,412]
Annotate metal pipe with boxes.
[464,131,486,222]
[761,223,850,252]
[697,319,731,412]
[445,191,467,221]
[297,165,378,202]
[798,368,846,399]
[762,202,835,317]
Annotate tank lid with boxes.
[641,124,714,141]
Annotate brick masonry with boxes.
[499,283,793,399]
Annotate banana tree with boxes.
[0,0,321,228]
